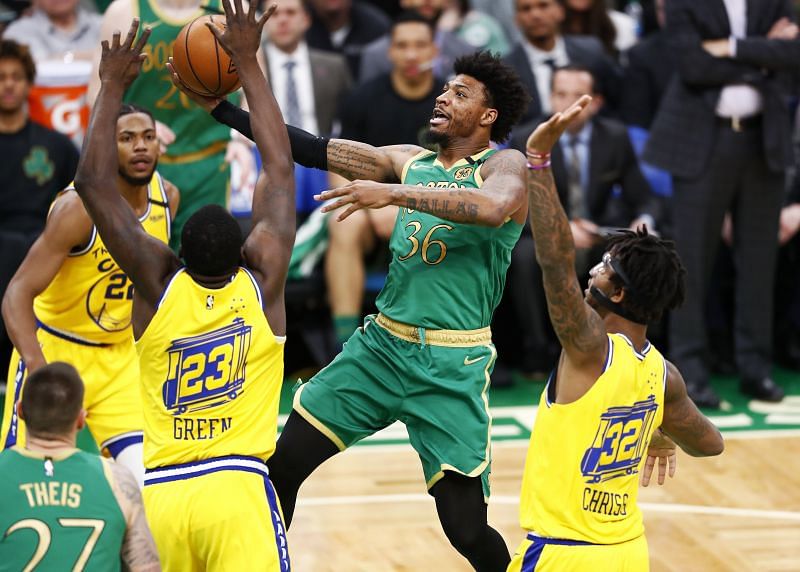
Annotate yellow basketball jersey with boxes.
[135,268,284,469]
[34,174,171,345]
[519,333,666,544]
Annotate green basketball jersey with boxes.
[126,0,232,160]
[0,448,126,571]
[376,149,523,330]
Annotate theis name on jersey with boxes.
[19,482,82,508]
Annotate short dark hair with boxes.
[552,64,597,93]
[119,103,155,124]
[391,10,436,36]
[181,204,243,276]
[606,228,686,324]
[0,39,36,83]
[21,363,84,436]
[453,51,530,142]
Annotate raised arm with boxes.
[104,459,160,572]
[73,20,179,307]
[525,99,608,376]
[315,148,528,227]
[1,195,92,372]
[203,0,294,333]
[660,361,724,457]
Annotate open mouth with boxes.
[130,157,153,171]
[430,108,449,127]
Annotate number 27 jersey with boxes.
[33,175,171,345]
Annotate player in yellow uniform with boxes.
[507,98,724,570]
[1,103,179,488]
[73,8,294,570]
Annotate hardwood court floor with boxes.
[288,434,800,572]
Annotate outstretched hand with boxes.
[641,429,677,487]
[207,0,277,62]
[99,19,151,90]
[526,95,592,155]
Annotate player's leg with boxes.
[273,316,405,525]
[325,208,377,346]
[1,348,27,448]
[267,411,340,527]
[83,341,144,486]
[432,472,510,571]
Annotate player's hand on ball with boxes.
[526,95,591,155]
[316,181,395,221]
[207,0,277,61]
[166,57,222,112]
[641,429,677,487]
[99,19,151,89]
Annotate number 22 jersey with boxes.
[135,268,284,469]
[33,175,171,345]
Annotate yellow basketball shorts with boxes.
[1,327,143,455]
[143,455,290,571]
[507,533,649,571]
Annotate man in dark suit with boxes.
[644,0,800,407]
[503,0,621,128]
[506,65,658,376]
[263,0,352,137]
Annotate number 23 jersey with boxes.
[33,174,171,345]
[135,268,284,469]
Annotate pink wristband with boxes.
[527,160,552,170]
[526,150,551,161]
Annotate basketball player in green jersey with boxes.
[0,362,159,571]
[171,50,531,570]
[88,0,252,250]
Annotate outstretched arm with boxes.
[162,71,422,184]
[313,148,528,227]
[525,98,608,372]
[204,0,293,333]
[73,20,179,306]
[661,361,724,457]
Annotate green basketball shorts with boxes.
[293,313,497,499]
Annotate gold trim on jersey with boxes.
[144,0,208,27]
[11,446,80,461]
[425,344,496,496]
[432,147,493,170]
[375,313,492,347]
[293,385,347,451]
[158,140,229,164]
[400,149,435,182]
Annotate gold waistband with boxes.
[375,313,492,347]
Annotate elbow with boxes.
[706,431,725,456]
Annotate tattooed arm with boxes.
[525,98,609,401]
[105,460,161,571]
[316,149,527,227]
[661,361,724,456]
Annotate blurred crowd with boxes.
[1,0,800,409]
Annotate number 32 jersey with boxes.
[33,174,171,345]
[135,268,284,468]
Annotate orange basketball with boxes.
[172,15,240,98]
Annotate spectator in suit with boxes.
[0,40,79,376]
[358,0,473,84]
[644,0,800,407]
[620,0,672,129]
[506,64,657,376]
[327,11,442,347]
[263,0,352,136]
[503,0,621,129]
[305,0,392,79]
[774,163,800,370]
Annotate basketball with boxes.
[171,15,240,98]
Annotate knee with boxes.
[442,518,485,554]
[328,208,371,249]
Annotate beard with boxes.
[425,128,450,148]
[118,159,158,187]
